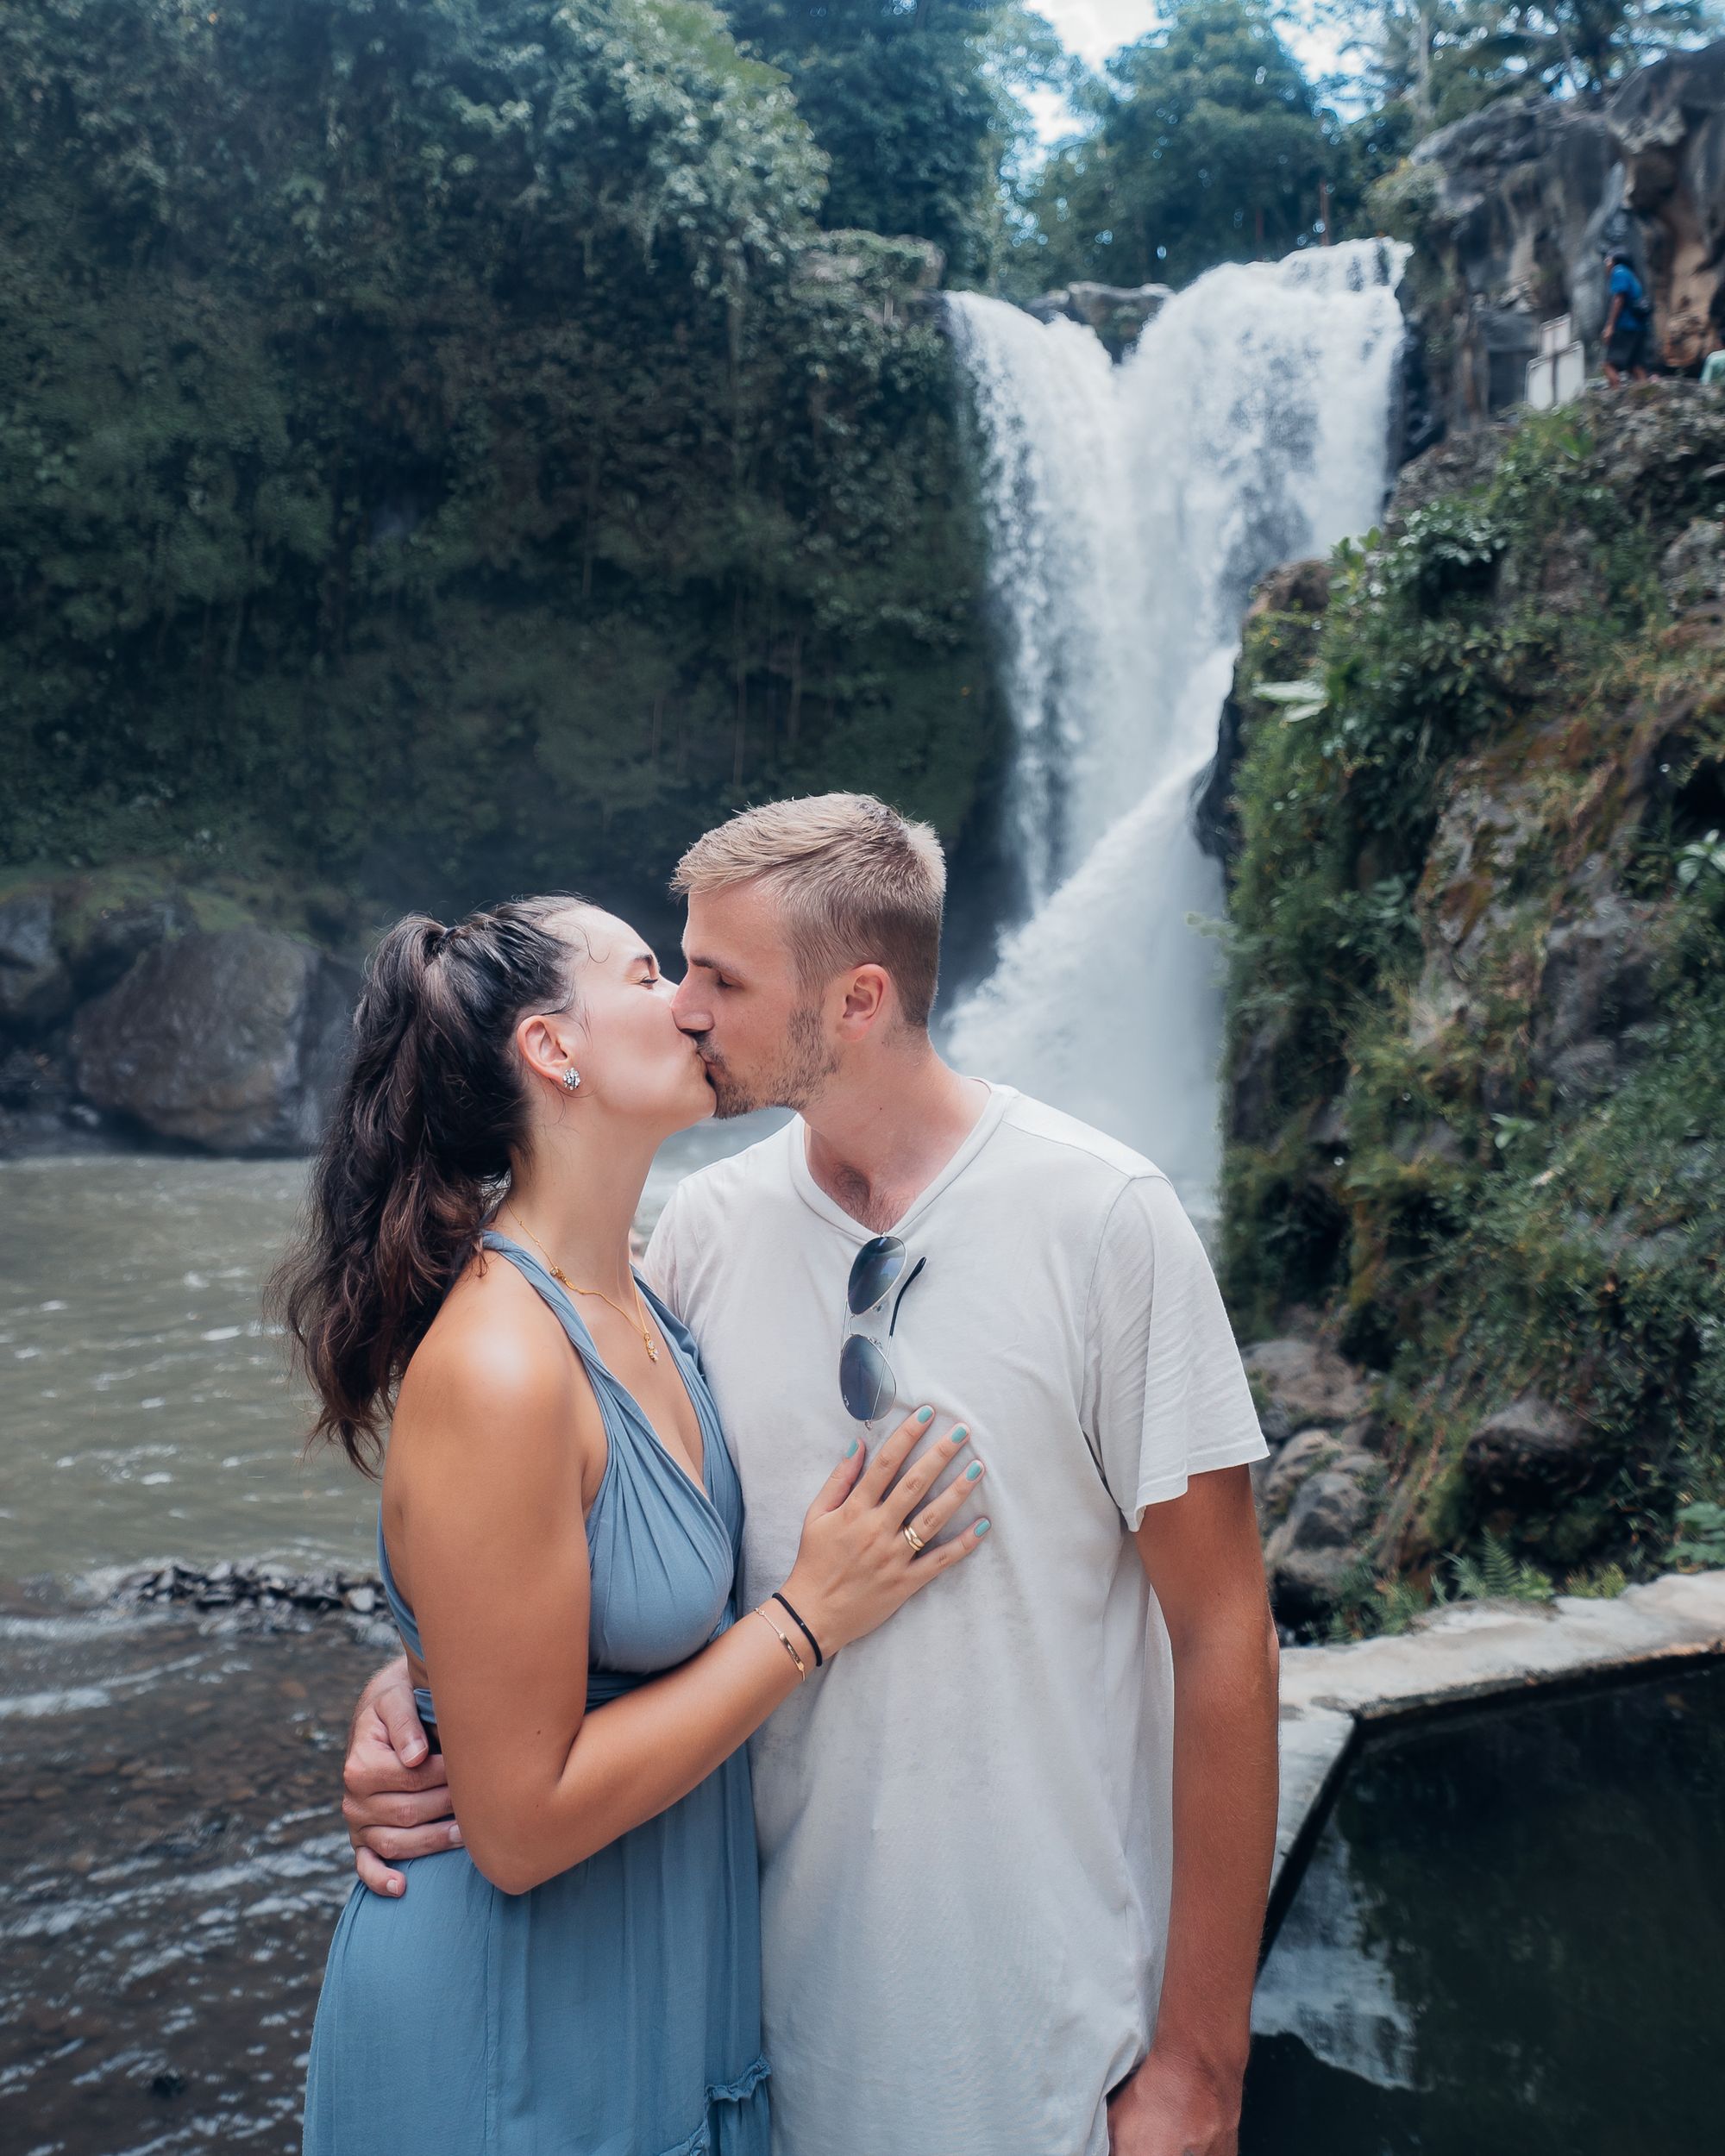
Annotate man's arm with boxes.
[1107,1466,1278,2156]
[342,1656,460,1896]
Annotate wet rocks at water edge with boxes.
[73,926,359,1153]
[116,1558,385,1625]
[0,870,361,1156]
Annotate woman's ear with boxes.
[516,1012,580,1092]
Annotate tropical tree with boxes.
[1326,0,1718,128]
[1021,0,1333,289]
[723,0,1021,279]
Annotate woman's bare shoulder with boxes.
[395,1250,586,1440]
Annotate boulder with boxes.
[1463,1393,1594,1500]
[0,890,72,1031]
[72,927,358,1152]
[1023,281,1172,360]
[1258,1427,1346,1523]
[1531,891,1665,1100]
[1263,1442,1378,1623]
[1662,517,1725,609]
[1244,1338,1371,1437]
[62,886,191,998]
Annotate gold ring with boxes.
[901,1521,928,1554]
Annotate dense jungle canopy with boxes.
[3,0,1716,929]
[0,0,1006,933]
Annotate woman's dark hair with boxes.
[270,896,586,1474]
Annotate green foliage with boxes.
[1,0,998,922]
[724,1,1032,284]
[1485,0,1720,100]
[1449,1527,1556,1601]
[1221,389,1725,1620]
[1559,1558,1628,1595]
[1677,829,1725,890]
[1325,0,1721,128]
[1020,0,1334,289]
[1670,1501,1725,1570]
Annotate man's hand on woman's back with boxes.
[342,1655,462,1896]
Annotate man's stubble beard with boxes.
[701,1000,839,1119]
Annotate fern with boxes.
[1671,1501,1725,1571]
[1449,1529,1555,1604]
[1560,1562,1628,1599]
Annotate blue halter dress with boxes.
[302,1232,769,2156]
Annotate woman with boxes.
[278,896,988,2155]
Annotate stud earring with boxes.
[561,1069,581,1093]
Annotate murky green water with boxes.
[1243,1663,1725,2154]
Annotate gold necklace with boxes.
[502,1212,660,1363]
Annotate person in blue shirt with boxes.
[1603,247,1653,387]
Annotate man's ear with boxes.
[837,965,891,1036]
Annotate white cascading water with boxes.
[944,241,1409,1218]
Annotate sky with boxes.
[1035,0,1158,67]
[1025,1,1352,141]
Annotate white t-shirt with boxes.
[643,1084,1266,2156]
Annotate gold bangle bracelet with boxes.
[753,1604,807,1682]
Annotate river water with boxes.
[0,1122,782,1591]
[0,1130,780,2156]
[9,1152,1722,2156]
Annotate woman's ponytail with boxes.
[270,897,583,1473]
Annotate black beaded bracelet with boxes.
[771,1589,825,1669]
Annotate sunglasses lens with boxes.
[839,1333,896,1422]
[847,1235,905,1317]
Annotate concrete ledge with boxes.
[1270,1569,1725,1906]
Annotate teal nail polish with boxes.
[949,1425,969,1445]
[845,1439,859,1458]
[916,1406,935,1423]
[965,1461,983,1481]
[974,1518,992,1537]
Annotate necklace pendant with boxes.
[646,1340,661,1363]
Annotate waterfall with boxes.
[944,241,1408,1217]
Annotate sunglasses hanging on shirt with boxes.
[838,1234,926,1422]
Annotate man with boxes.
[1603,247,1653,387]
[343,793,1279,2155]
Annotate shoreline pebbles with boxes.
[111,1557,384,1621]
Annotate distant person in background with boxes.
[1603,247,1653,387]
[1703,283,1725,387]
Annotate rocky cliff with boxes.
[1388,41,1725,438]
[1214,379,1725,1637]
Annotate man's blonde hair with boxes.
[673,793,947,1027]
